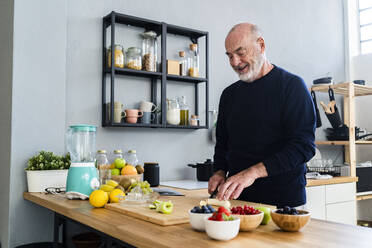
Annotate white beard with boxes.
[238,54,265,83]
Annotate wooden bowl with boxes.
[111,174,142,184]
[233,212,264,231]
[271,209,311,232]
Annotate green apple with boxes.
[160,201,174,214]
[111,168,120,176]
[257,206,271,225]
[114,158,126,169]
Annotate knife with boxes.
[210,188,218,199]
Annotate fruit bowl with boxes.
[204,217,240,241]
[189,211,213,231]
[271,209,311,232]
[233,212,264,231]
[111,174,142,183]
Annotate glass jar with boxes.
[126,47,142,70]
[125,150,139,166]
[178,96,189,126]
[108,44,124,68]
[141,31,158,72]
[166,98,180,125]
[111,149,123,164]
[190,115,199,126]
[188,44,199,77]
[96,150,111,185]
[179,51,188,76]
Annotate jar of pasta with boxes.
[108,44,124,68]
[126,47,142,70]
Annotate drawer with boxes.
[325,183,355,204]
[326,201,356,225]
[306,186,326,220]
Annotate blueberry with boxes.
[283,206,290,213]
[201,205,208,213]
[207,205,215,212]
[276,209,283,214]
[290,208,298,215]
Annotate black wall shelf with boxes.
[102,11,209,129]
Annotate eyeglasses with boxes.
[45,187,66,194]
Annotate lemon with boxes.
[106,179,119,187]
[110,189,125,203]
[89,190,108,208]
[100,184,115,192]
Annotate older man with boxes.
[209,23,316,208]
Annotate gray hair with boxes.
[228,23,262,40]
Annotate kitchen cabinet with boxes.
[306,182,356,225]
[102,11,209,129]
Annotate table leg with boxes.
[53,212,60,247]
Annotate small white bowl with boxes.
[204,216,240,241]
[189,211,213,231]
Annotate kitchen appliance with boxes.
[356,163,372,194]
[65,124,99,200]
[187,159,214,181]
[144,162,159,187]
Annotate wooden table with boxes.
[24,189,372,248]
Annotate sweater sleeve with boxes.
[262,76,316,176]
[213,90,229,173]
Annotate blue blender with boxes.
[65,124,100,200]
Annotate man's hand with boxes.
[216,162,268,200]
[208,170,226,195]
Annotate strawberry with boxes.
[215,212,223,221]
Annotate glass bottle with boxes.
[126,47,142,70]
[179,51,188,76]
[108,44,124,68]
[96,150,111,185]
[188,44,199,77]
[166,98,181,125]
[178,96,189,126]
[125,150,139,166]
[141,31,158,72]
[112,149,123,164]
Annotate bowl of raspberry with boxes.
[231,205,264,231]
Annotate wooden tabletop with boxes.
[24,188,372,248]
[306,176,358,187]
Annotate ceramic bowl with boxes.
[189,211,213,231]
[204,216,240,241]
[271,209,311,232]
[233,212,264,231]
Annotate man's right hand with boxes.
[208,170,226,194]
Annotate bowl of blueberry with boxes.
[189,204,216,231]
[271,206,311,232]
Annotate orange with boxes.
[121,165,138,175]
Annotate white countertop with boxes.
[160,180,208,190]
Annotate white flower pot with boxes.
[26,169,68,192]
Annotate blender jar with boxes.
[66,125,96,163]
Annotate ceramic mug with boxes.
[139,101,157,112]
[114,108,125,123]
[124,109,143,124]
[140,112,155,124]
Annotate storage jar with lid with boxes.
[141,31,158,72]
[125,150,139,166]
[179,51,188,76]
[190,115,199,126]
[188,44,199,77]
[96,150,111,184]
[108,44,125,68]
[126,47,142,70]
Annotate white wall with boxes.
[0,1,14,247]
[2,0,346,246]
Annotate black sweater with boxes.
[213,65,316,208]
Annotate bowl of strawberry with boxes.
[231,205,264,231]
[204,206,240,241]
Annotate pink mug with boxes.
[124,109,143,124]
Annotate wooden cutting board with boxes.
[105,192,274,226]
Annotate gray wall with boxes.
[2,0,346,246]
[66,0,346,180]
[0,1,14,247]
[6,1,67,247]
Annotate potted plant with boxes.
[25,151,71,192]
